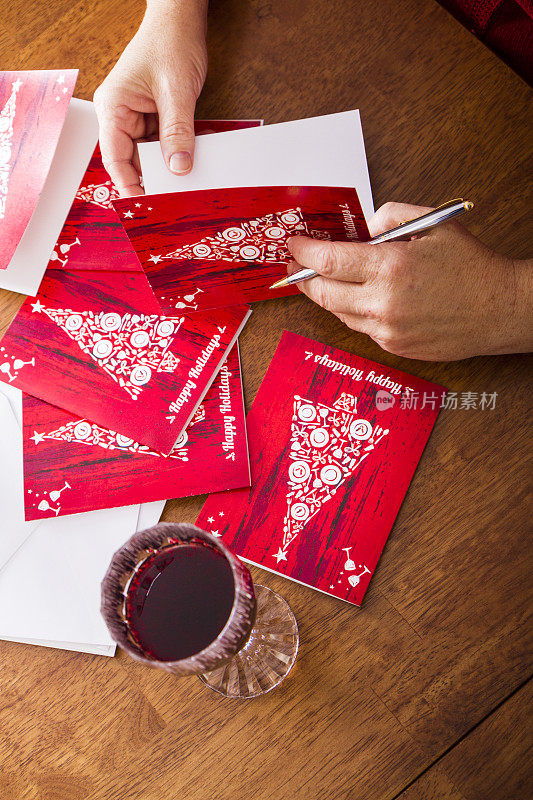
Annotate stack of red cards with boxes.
[0,85,445,609]
[0,111,264,522]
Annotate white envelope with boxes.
[139,110,374,221]
[0,384,144,655]
[0,98,99,296]
[0,504,140,647]
[0,501,163,657]
[0,380,22,424]
[0,637,115,656]
[136,499,166,531]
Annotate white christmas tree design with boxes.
[75,179,119,210]
[31,300,183,400]
[150,207,311,266]
[30,403,205,460]
[274,392,389,563]
[0,78,22,220]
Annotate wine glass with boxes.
[49,481,71,502]
[100,522,299,699]
[342,547,356,571]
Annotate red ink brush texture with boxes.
[0,269,250,454]
[0,69,78,269]
[48,121,262,274]
[197,331,446,607]
[22,343,250,520]
[115,185,370,313]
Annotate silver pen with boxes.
[270,198,474,289]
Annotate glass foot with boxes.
[199,585,299,699]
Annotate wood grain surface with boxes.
[1,1,532,799]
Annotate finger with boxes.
[94,91,146,196]
[287,236,383,283]
[156,85,197,175]
[298,274,374,317]
[368,201,434,238]
[98,123,144,196]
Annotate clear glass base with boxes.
[199,585,299,699]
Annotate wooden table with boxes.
[1,1,531,798]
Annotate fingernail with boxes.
[169,152,191,174]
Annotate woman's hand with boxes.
[288,202,532,361]
[94,0,208,196]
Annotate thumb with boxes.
[157,88,197,175]
[287,236,378,283]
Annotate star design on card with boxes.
[30,431,46,444]
[149,254,162,264]
[57,74,65,84]
[31,300,45,313]
[274,548,288,563]
[207,516,214,523]
[123,210,134,219]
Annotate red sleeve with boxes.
[438,0,533,84]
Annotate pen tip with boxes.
[464,200,474,211]
[270,278,287,289]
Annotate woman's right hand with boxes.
[94,0,208,196]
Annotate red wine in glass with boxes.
[126,541,236,662]
[101,523,299,699]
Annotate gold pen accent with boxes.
[270,276,292,289]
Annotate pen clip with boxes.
[433,197,465,211]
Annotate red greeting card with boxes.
[0,269,250,454]
[0,70,78,269]
[50,121,263,273]
[114,185,370,313]
[197,331,445,606]
[22,343,249,519]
